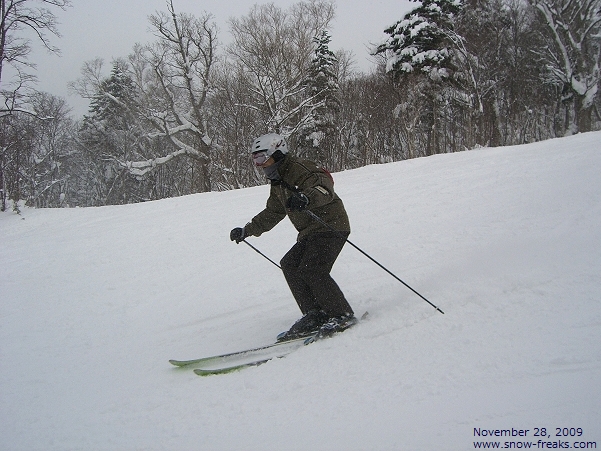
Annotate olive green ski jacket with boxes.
[244,155,350,241]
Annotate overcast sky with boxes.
[30,0,413,116]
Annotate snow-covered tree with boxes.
[375,0,463,81]
[449,0,552,147]
[25,93,75,207]
[296,30,340,159]
[87,62,138,128]
[208,62,264,189]
[227,1,335,138]
[126,0,218,193]
[0,0,71,210]
[0,92,74,210]
[529,0,601,134]
[374,0,463,155]
[78,60,145,205]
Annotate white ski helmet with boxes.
[251,133,288,158]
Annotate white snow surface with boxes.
[2,132,600,451]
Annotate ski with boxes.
[193,358,274,376]
[192,333,323,376]
[171,312,369,376]
[169,335,312,369]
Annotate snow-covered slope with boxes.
[2,132,600,451]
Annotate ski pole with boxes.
[303,209,444,314]
[242,239,282,270]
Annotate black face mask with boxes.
[263,159,282,180]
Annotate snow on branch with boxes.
[115,137,208,177]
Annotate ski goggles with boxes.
[252,150,270,166]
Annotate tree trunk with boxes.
[575,95,593,133]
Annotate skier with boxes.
[230,133,356,341]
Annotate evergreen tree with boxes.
[85,61,138,133]
[79,61,145,205]
[375,0,463,81]
[297,30,340,160]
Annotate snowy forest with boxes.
[1,0,600,210]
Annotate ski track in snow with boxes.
[1,132,600,450]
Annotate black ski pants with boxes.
[280,231,353,317]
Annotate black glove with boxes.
[230,227,247,243]
[286,193,309,211]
